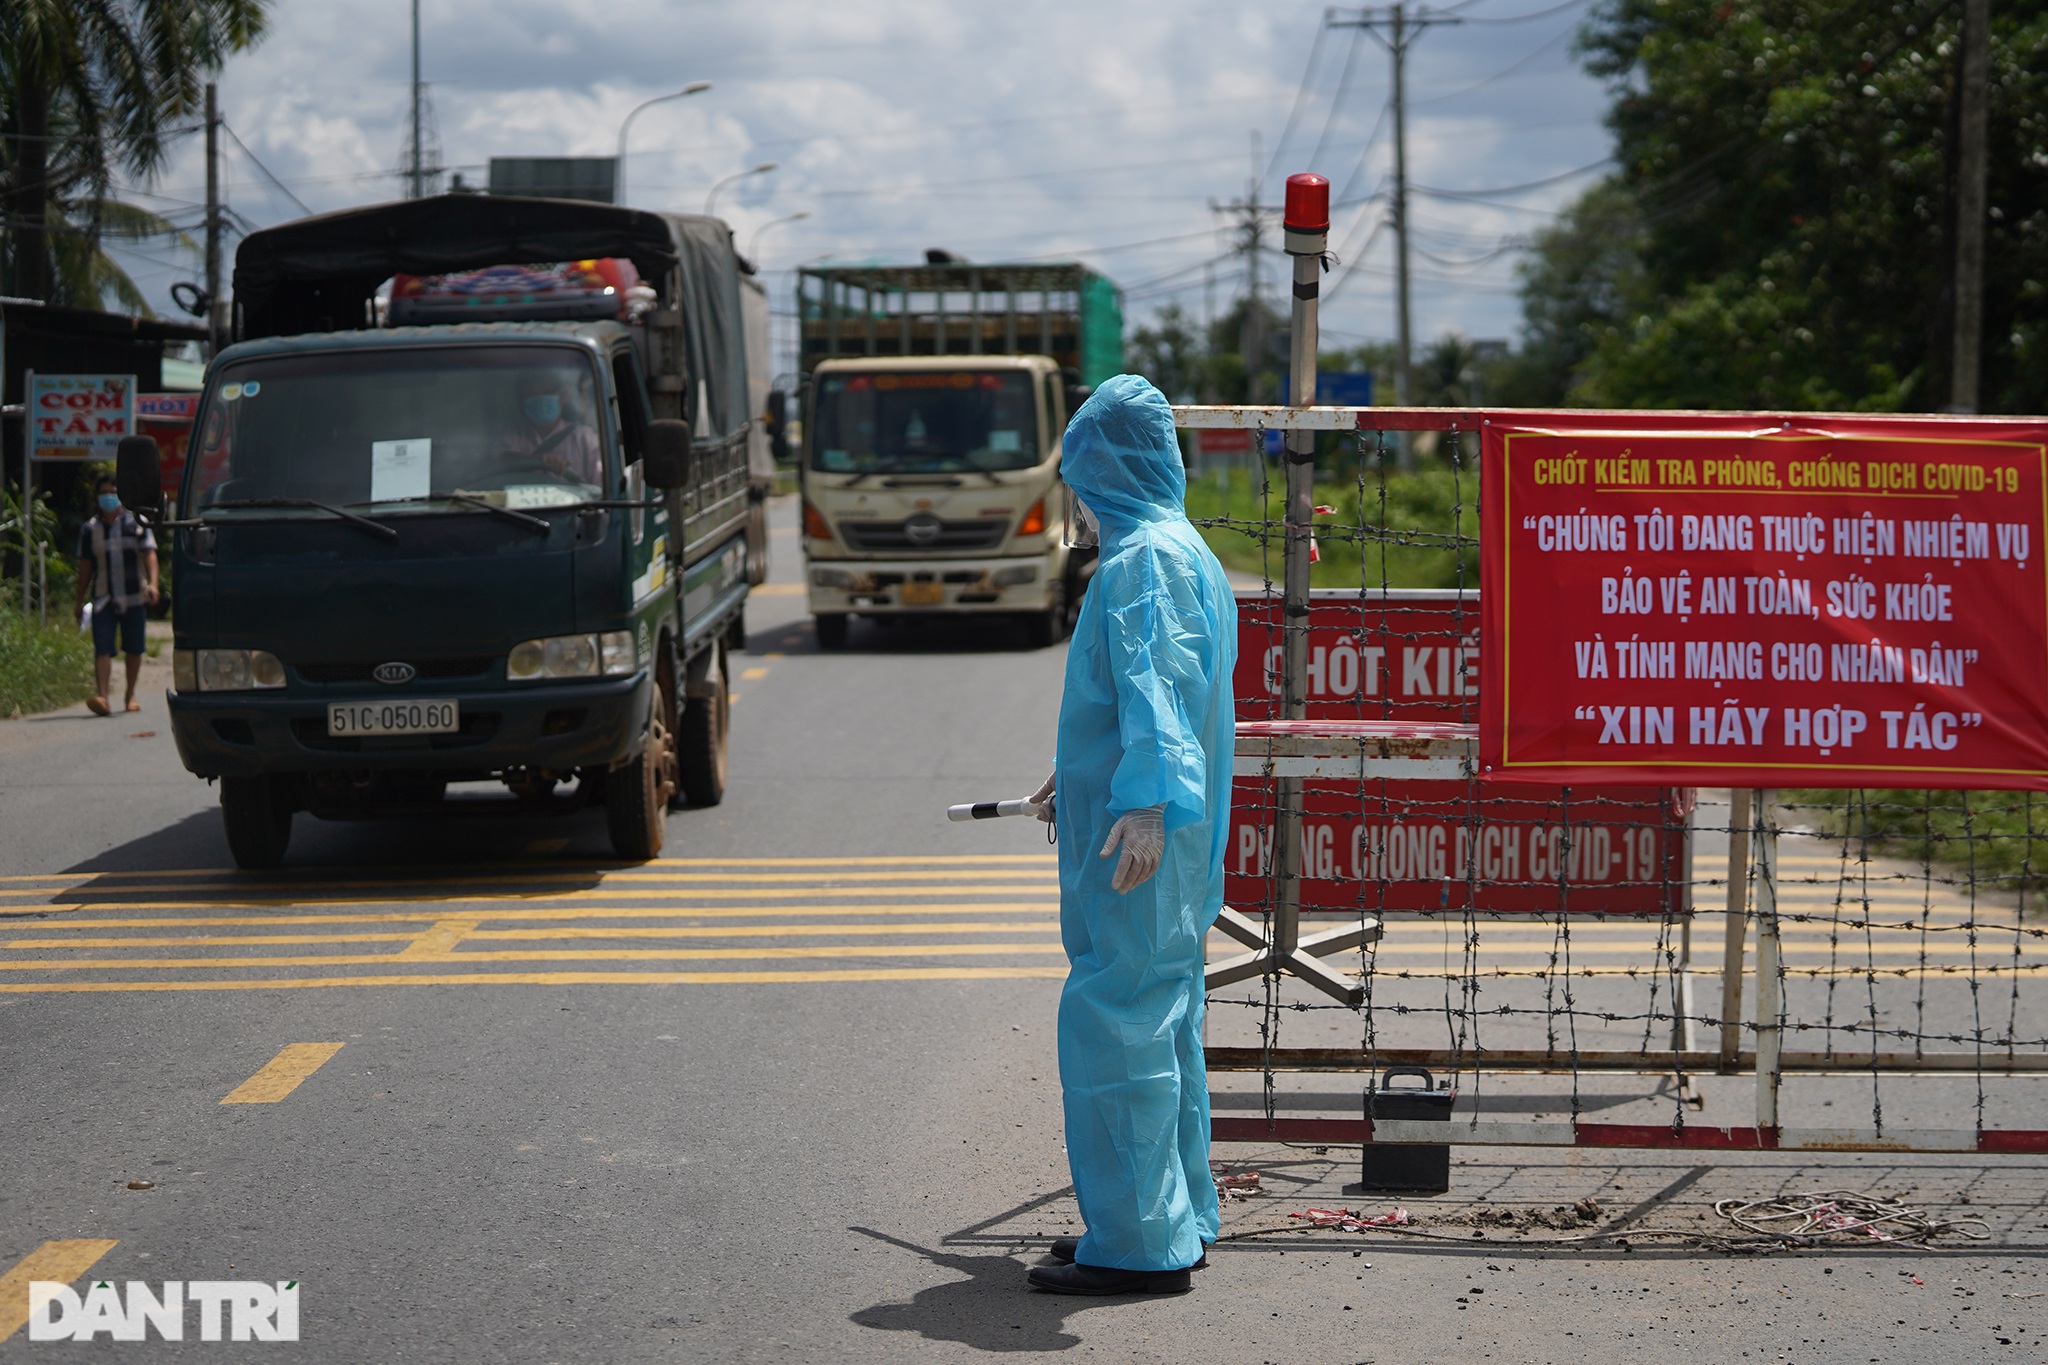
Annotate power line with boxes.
[222,123,313,217]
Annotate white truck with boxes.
[793,261,1123,649]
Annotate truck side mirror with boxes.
[1064,383,1091,421]
[116,435,164,516]
[765,389,790,463]
[644,419,693,489]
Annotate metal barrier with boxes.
[1179,403,2048,1156]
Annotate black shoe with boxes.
[1046,1237,1208,1268]
[1027,1262,1193,1296]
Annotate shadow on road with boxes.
[47,804,627,896]
[850,1225,1159,1353]
[748,614,1062,657]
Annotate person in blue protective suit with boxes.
[1021,374,1237,1296]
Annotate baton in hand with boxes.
[946,799,1046,822]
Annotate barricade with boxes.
[1183,403,2048,1159]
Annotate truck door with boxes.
[608,348,666,619]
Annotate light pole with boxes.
[747,210,810,260]
[614,81,712,206]
[705,162,777,218]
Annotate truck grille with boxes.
[838,518,1008,553]
[297,657,496,684]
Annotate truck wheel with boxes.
[678,643,729,807]
[815,613,849,650]
[1020,577,1068,649]
[606,669,678,860]
[222,775,292,869]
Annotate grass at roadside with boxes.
[0,586,94,718]
[1783,788,2048,904]
[1183,465,1478,590]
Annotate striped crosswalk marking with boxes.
[0,856,1064,995]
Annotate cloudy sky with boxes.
[113,0,1616,373]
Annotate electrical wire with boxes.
[223,123,313,217]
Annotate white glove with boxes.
[1100,805,1166,894]
[1029,772,1056,823]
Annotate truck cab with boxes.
[794,260,1121,649]
[801,354,1082,647]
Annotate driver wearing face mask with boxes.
[507,373,602,486]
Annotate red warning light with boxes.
[1284,173,1330,233]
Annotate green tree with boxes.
[2,0,268,307]
[1523,0,2048,412]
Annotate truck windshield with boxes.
[186,346,609,514]
[811,370,1039,474]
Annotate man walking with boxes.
[75,473,159,715]
[1024,375,1237,1295]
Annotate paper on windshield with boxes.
[370,438,432,502]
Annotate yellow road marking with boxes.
[3,901,1061,932]
[0,943,1067,971]
[0,966,1068,994]
[750,583,804,595]
[10,883,1060,913]
[220,1042,347,1103]
[741,666,769,680]
[0,852,1059,887]
[10,920,1060,950]
[395,920,477,959]
[0,1239,119,1342]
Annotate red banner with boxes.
[1229,592,1687,915]
[1480,416,2048,789]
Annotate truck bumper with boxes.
[166,673,651,780]
[805,555,1056,615]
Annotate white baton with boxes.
[946,800,1046,822]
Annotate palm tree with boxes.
[2,0,268,307]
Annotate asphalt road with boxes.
[2,498,2043,1363]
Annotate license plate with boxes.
[900,582,945,606]
[327,699,459,737]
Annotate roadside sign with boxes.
[1482,416,2048,790]
[139,392,199,495]
[1230,590,1688,916]
[30,373,137,460]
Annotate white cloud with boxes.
[108,0,1613,353]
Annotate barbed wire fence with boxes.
[1181,406,2048,1160]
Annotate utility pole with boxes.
[204,83,224,352]
[1210,133,1275,403]
[1328,4,1461,434]
[1949,0,1990,413]
[408,0,424,199]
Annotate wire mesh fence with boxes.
[1185,411,2048,1154]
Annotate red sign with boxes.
[1482,417,2048,790]
[138,392,198,496]
[1228,592,1686,916]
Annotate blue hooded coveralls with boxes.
[1053,375,1237,1273]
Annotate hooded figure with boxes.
[1026,374,1237,1295]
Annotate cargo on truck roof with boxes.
[796,260,1123,388]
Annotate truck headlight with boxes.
[177,648,285,692]
[508,631,636,681]
[811,568,857,589]
[991,565,1037,586]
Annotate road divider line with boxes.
[741,666,769,680]
[0,902,1064,932]
[396,920,479,959]
[25,882,1062,911]
[0,943,1070,971]
[8,932,421,949]
[0,1239,120,1342]
[221,1042,347,1103]
[0,966,1070,994]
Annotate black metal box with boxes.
[1359,1067,1456,1194]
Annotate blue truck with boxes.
[117,195,761,867]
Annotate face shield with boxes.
[1063,495,1100,550]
